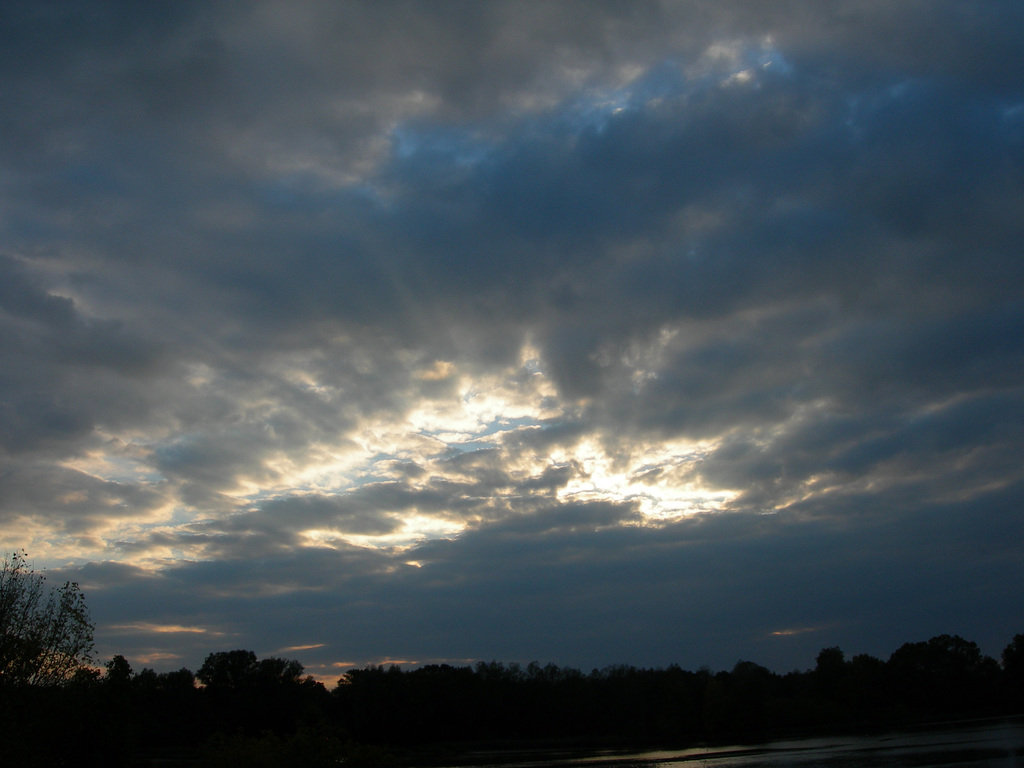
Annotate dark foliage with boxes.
[333,634,1023,754]
[0,550,94,687]
[3,635,1023,766]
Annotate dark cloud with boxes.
[75,484,1024,675]
[2,1,1022,675]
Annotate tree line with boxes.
[2,552,1024,766]
[336,636,1024,750]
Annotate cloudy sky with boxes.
[3,1,1023,681]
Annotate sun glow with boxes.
[301,514,466,551]
[28,338,741,569]
[110,623,213,635]
[554,437,738,521]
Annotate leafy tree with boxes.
[105,653,134,688]
[1002,633,1024,707]
[198,650,323,738]
[813,646,847,718]
[888,634,999,715]
[198,649,307,691]
[0,550,94,686]
[198,649,260,690]
[256,655,305,687]
[815,646,846,685]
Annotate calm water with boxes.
[459,720,1024,768]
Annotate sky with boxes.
[2,1,1023,682]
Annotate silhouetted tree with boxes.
[888,634,999,716]
[814,647,846,694]
[198,649,260,689]
[1002,633,1024,709]
[809,646,847,724]
[198,650,325,738]
[729,660,777,733]
[130,666,202,756]
[0,550,94,687]
[105,654,134,688]
[10,628,1024,764]
[257,655,305,686]
[845,653,889,724]
[701,673,729,735]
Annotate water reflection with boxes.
[461,720,1024,768]
[616,721,1023,767]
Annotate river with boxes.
[454,719,1024,768]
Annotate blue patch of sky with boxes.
[258,179,306,209]
[436,441,494,457]
[754,41,793,78]
[61,162,124,194]
[386,40,795,176]
[1001,101,1024,146]
[257,174,349,208]
[418,414,544,453]
[390,124,498,168]
[475,415,540,439]
[1003,103,1024,121]
[545,59,691,138]
[385,60,695,171]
